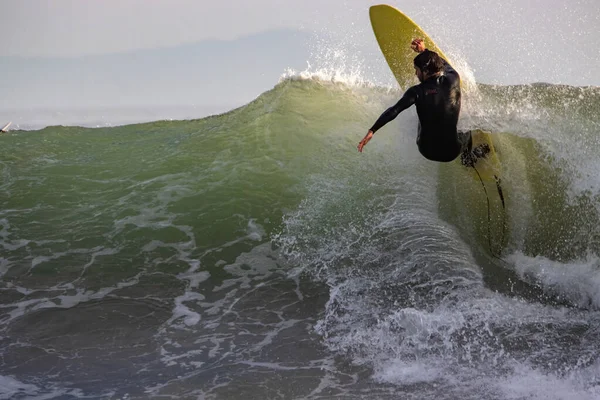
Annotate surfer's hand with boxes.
[358,130,374,152]
[411,38,425,53]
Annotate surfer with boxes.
[357,38,486,166]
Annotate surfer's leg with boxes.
[459,130,472,152]
[473,142,490,158]
[459,130,475,167]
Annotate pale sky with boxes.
[2,0,343,57]
[2,0,599,60]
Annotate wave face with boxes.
[1,77,600,399]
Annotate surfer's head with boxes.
[414,49,444,82]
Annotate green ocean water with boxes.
[2,78,600,399]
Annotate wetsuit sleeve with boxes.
[370,87,418,133]
[439,55,459,79]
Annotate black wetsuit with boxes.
[369,56,467,162]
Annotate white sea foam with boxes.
[508,251,600,309]
[167,291,205,328]
[279,65,378,90]
[0,275,140,325]
[0,375,39,399]
[496,361,600,400]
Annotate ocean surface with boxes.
[2,69,600,399]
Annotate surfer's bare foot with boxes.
[461,151,475,167]
[461,144,491,167]
[473,144,490,158]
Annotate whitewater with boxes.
[2,42,600,400]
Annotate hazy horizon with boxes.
[0,29,315,129]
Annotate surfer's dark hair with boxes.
[414,50,444,76]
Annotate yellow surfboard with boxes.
[369,4,501,182]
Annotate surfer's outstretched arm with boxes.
[370,88,417,133]
[358,88,417,152]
